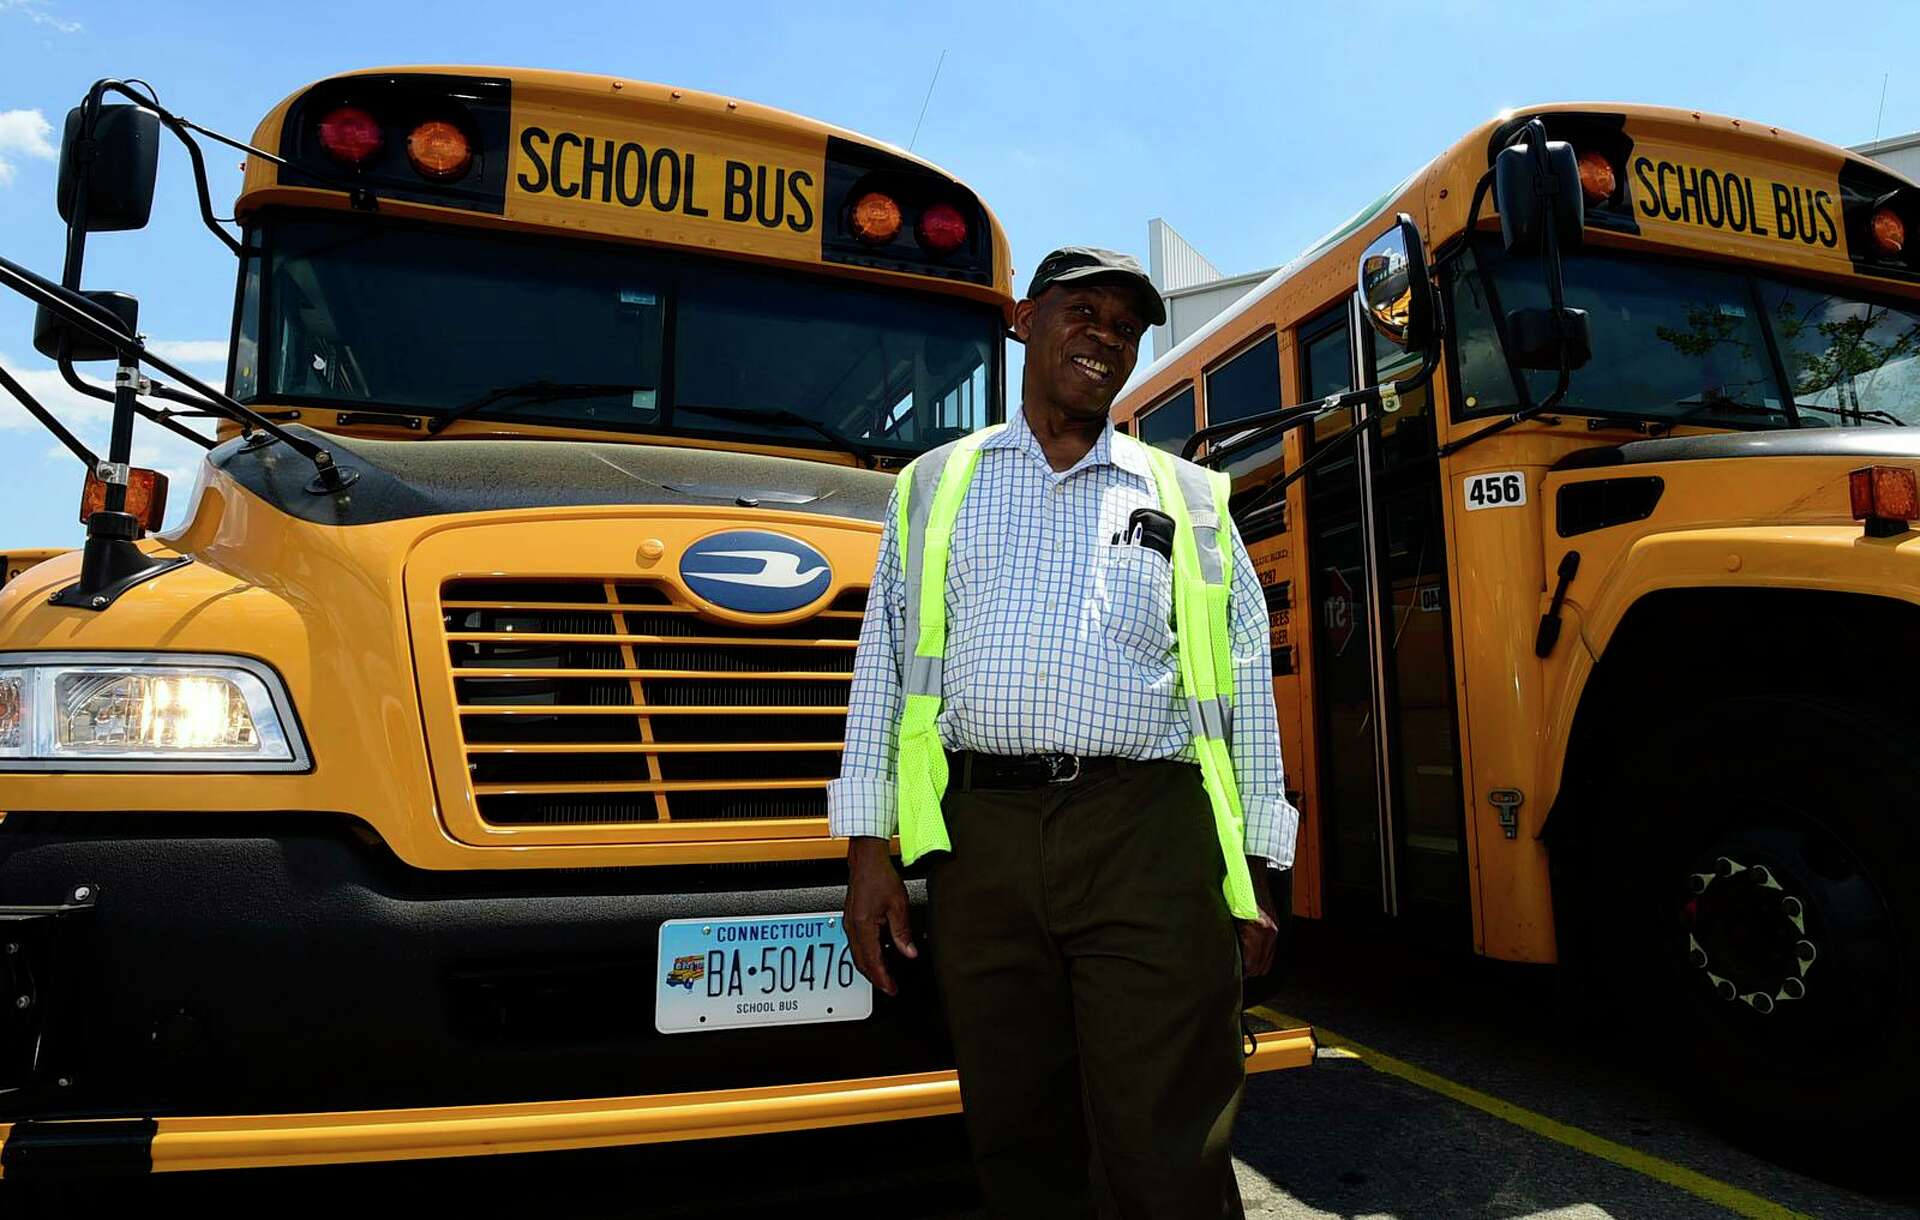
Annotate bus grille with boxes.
[442,579,863,827]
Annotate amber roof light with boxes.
[1576,149,1616,204]
[850,192,903,245]
[407,120,472,181]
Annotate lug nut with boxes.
[14,994,29,1009]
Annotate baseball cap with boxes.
[1025,246,1166,327]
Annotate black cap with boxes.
[1025,246,1166,327]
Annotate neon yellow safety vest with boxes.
[891,424,1259,921]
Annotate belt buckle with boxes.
[1045,753,1082,784]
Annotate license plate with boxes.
[655,912,872,1034]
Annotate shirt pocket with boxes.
[1097,544,1176,667]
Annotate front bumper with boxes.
[1,1022,1315,1176]
[0,813,1313,1176]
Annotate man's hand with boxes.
[845,836,918,997]
[1237,858,1281,977]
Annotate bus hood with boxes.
[1550,425,1920,472]
[206,424,897,528]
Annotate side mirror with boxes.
[1506,306,1592,371]
[56,104,160,233]
[1357,213,1434,353]
[33,289,139,363]
[1493,137,1583,256]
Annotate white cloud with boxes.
[146,340,230,366]
[0,1,82,34]
[0,353,111,433]
[0,107,58,188]
[2,352,214,496]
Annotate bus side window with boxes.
[1299,307,1352,445]
[1138,385,1195,453]
[1204,334,1282,438]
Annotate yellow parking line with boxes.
[1251,1007,1812,1220]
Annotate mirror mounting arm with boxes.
[0,253,352,489]
[50,358,215,453]
[1441,126,1586,460]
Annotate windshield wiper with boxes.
[1670,396,1789,425]
[1791,401,1908,427]
[424,380,656,435]
[673,403,876,469]
[1553,408,1675,435]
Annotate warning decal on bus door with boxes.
[1463,471,1527,511]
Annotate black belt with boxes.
[945,750,1122,790]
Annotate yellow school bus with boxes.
[1115,102,1920,1138]
[0,67,1312,1179]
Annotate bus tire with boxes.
[1587,695,1919,1151]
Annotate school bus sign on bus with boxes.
[1116,102,1920,1145]
[0,68,1314,1178]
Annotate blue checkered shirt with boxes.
[827,409,1299,867]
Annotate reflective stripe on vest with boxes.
[891,424,1259,920]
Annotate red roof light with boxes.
[1870,207,1906,256]
[916,202,969,256]
[317,106,383,167]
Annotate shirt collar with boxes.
[985,408,1153,481]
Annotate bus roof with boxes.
[1125,100,1920,405]
[238,65,1014,311]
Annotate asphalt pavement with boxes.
[5,924,1915,1218]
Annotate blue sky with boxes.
[1,0,1915,549]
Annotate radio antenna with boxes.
[908,49,946,152]
[1874,73,1889,144]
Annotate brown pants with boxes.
[928,759,1246,1220]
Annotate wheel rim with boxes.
[1676,818,1902,1059]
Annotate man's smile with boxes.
[1069,353,1114,383]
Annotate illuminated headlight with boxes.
[0,654,308,771]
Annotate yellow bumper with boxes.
[0,1027,1313,1174]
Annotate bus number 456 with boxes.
[1464,471,1527,511]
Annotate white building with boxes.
[1146,219,1276,361]
[1853,131,1920,182]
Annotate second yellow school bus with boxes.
[1116,101,1920,1138]
[0,63,1316,1178]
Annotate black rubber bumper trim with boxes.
[1,1117,155,1178]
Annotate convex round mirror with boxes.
[1356,213,1434,352]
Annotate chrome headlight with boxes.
[0,653,309,771]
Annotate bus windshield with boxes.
[239,215,1000,455]
[1451,242,1920,429]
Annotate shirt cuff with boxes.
[1242,794,1300,869]
[827,775,898,841]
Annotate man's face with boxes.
[1013,283,1148,422]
